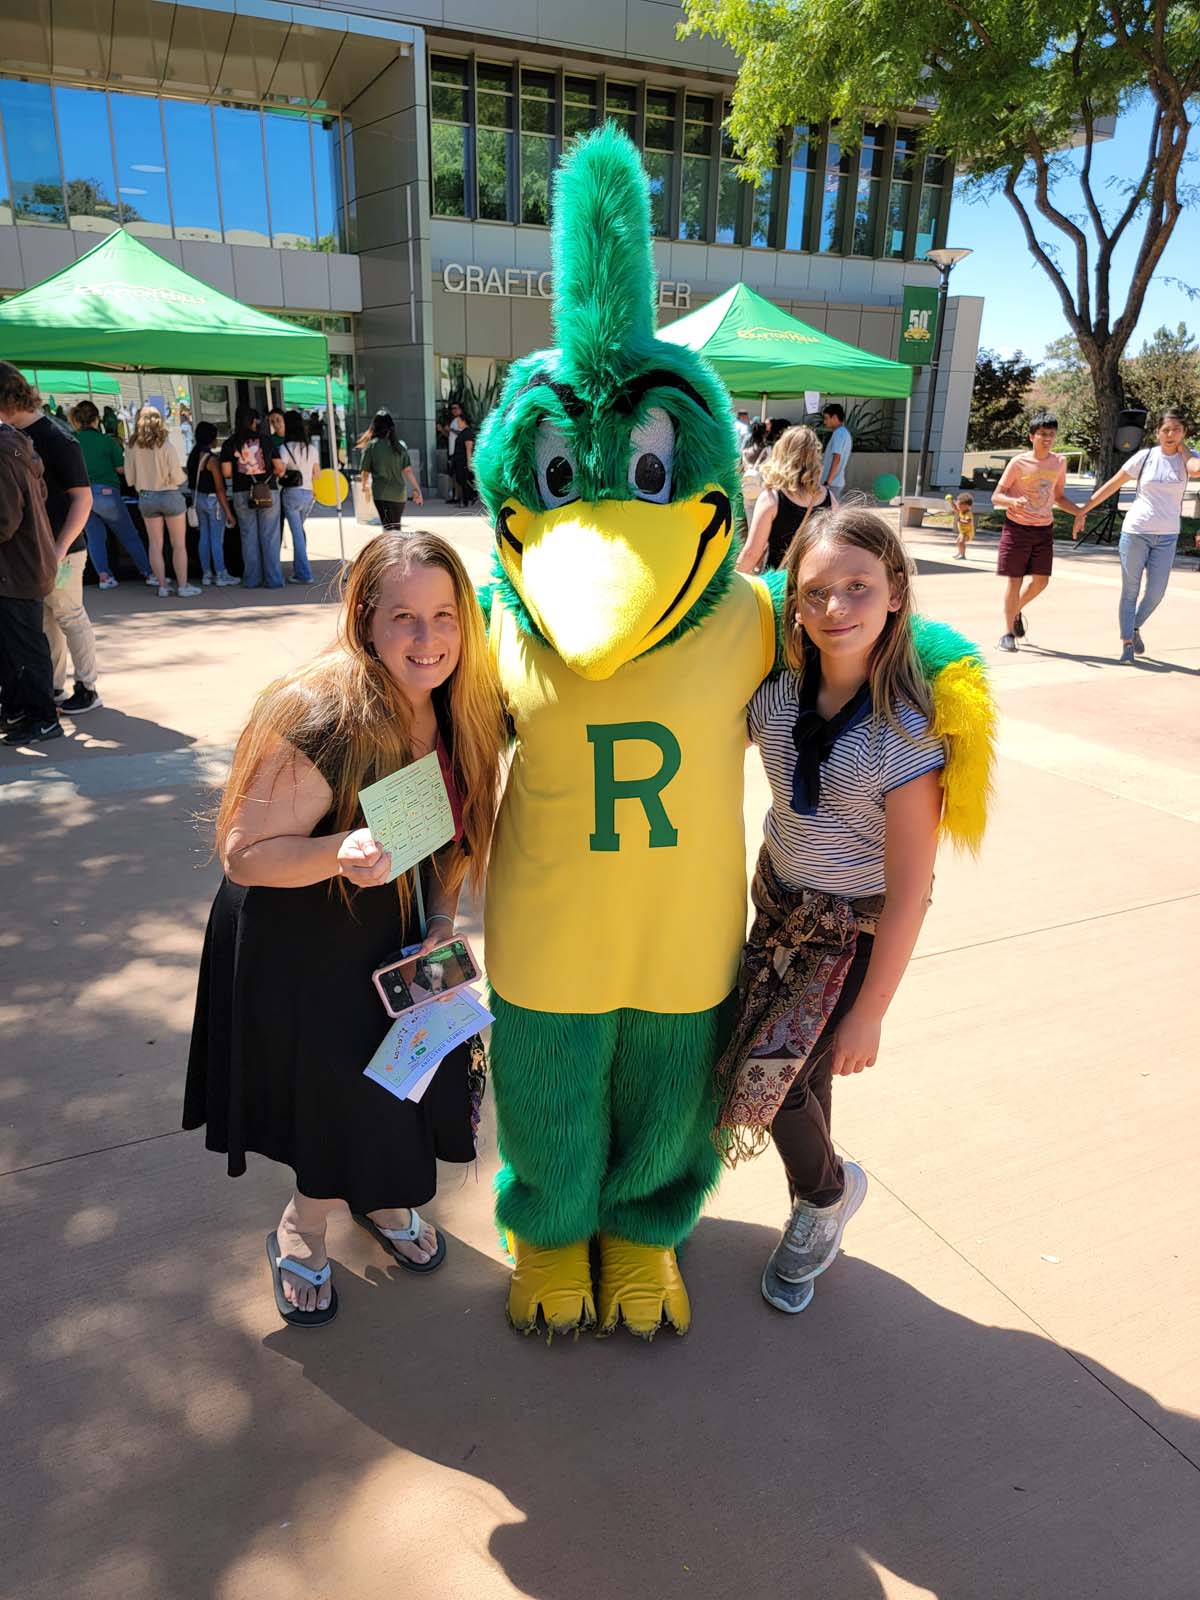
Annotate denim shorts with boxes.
[138,488,187,517]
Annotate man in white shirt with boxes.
[733,410,751,449]
[821,404,852,494]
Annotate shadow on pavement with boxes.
[1021,642,1200,675]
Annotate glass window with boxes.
[162,99,221,242]
[213,102,269,246]
[679,96,712,241]
[477,62,513,131]
[605,83,637,140]
[785,123,816,251]
[850,121,885,255]
[644,90,676,238]
[432,121,468,218]
[819,133,845,252]
[477,128,513,221]
[520,70,555,135]
[885,129,915,258]
[110,91,172,236]
[312,114,341,251]
[750,166,778,249]
[564,76,597,139]
[915,150,946,258]
[716,124,741,245]
[431,57,469,122]
[520,69,557,226]
[54,86,119,232]
[263,107,317,249]
[0,79,65,225]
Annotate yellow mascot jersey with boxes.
[485,575,776,1015]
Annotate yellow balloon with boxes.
[313,467,349,507]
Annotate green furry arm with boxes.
[910,616,995,854]
[911,613,984,675]
[476,581,497,631]
[760,567,789,671]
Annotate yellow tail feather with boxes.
[929,657,996,854]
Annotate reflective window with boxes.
[431,57,469,122]
[644,90,676,238]
[520,70,556,225]
[915,151,946,259]
[0,79,64,225]
[679,96,713,240]
[213,102,269,246]
[54,86,120,232]
[110,92,171,236]
[162,99,221,242]
[819,134,846,252]
[785,125,816,251]
[264,107,317,248]
[431,57,469,218]
[605,83,637,141]
[850,122,886,255]
[886,129,916,258]
[716,124,741,245]
[750,163,779,249]
[476,64,513,222]
[312,115,340,251]
[564,77,597,139]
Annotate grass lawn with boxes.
[923,505,1199,554]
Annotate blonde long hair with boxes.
[762,425,823,495]
[215,533,507,907]
[782,505,931,734]
[130,407,167,449]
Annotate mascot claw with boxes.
[597,1235,691,1339]
[506,1235,596,1337]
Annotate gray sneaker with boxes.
[1133,629,1146,655]
[770,1161,868,1284]
[761,1263,815,1315]
[998,633,1017,652]
[1118,642,1136,665]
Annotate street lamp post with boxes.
[914,246,972,498]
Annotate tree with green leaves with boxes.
[968,348,1038,447]
[1124,321,1200,424]
[680,0,1199,478]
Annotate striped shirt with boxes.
[748,673,945,897]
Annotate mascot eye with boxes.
[534,421,580,509]
[627,407,674,504]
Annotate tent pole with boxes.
[901,394,911,499]
[325,372,345,566]
[760,392,768,423]
[265,376,274,411]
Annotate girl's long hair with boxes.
[283,408,311,447]
[186,422,219,488]
[782,504,931,734]
[130,407,167,449]
[762,424,823,495]
[356,409,404,456]
[215,532,507,909]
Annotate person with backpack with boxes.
[185,422,239,587]
[219,408,284,589]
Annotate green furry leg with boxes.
[489,991,725,1251]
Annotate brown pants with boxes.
[769,934,873,1208]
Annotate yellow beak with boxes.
[495,488,733,681]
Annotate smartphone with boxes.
[371,937,481,1018]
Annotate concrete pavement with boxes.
[1,503,1197,1600]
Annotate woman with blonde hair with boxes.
[736,424,832,574]
[184,532,508,1326]
[123,405,197,597]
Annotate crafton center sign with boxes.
[442,262,691,309]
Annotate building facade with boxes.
[0,0,981,489]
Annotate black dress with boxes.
[183,808,479,1214]
[766,488,830,569]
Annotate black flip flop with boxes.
[351,1208,447,1273]
[266,1231,339,1327]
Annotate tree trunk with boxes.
[1090,352,1126,483]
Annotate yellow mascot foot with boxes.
[506,1234,596,1337]
[596,1234,691,1339]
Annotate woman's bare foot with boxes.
[275,1205,332,1313]
[367,1206,437,1265]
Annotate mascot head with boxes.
[474,125,740,681]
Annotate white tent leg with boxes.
[760,392,768,422]
[325,372,345,565]
[265,376,274,411]
[901,394,911,498]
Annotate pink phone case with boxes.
[371,937,480,1018]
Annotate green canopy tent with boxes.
[20,368,121,397]
[283,375,349,409]
[658,283,916,493]
[0,228,347,553]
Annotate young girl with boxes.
[717,507,948,1314]
[184,532,507,1327]
[947,491,975,560]
[737,425,833,573]
[124,406,197,597]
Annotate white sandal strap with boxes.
[277,1255,331,1288]
[377,1208,423,1245]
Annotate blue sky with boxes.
[948,97,1198,367]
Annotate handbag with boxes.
[249,477,274,508]
[278,443,303,491]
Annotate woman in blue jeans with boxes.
[218,407,284,589]
[1074,409,1200,663]
[71,401,152,587]
[186,422,240,586]
[278,410,319,584]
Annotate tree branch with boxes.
[1001,166,1082,337]
[940,0,993,47]
[1026,134,1092,329]
[1076,98,1110,252]
[1113,113,1190,348]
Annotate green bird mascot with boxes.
[474,125,993,1340]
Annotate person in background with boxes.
[178,405,195,457]
[821,404,853,499]
[358,410,423,531]
[101,405,123,441]
[220,407,284,589]
[0,365,100,717]
[991,410,1078,652]
[740,418,771,520]
[768,416,793,447]
[186,421,239,588]
[737,425,832,573]
[267,409,287,446]
[445,401,468,505]
[734,409,752,450]
[0,417,62,745]
[946,491,975,561]
[451,410,477,509]
[1071,407,1200,663]
[125,406,198,600]
[279,410,319,585]
[72,400,152,589]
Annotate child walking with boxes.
[717,507,974,1315]
[946,491,975,559]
